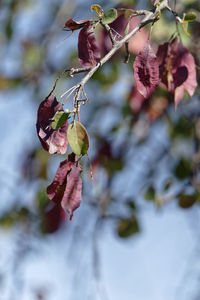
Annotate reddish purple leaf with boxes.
[78,25,101,67]
[36,94,68,154]
[43,203,65,233]
[157,38,197,109]
[61,163,82,220]
[64,19,91,31]
[133,44,159,98]
[47,154,82,220]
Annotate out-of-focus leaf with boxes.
[126,200,137,211]
[178,193,196,208]
[163,179,173,191]
[67,121,89,156]
[103,157,123,176]
[183,12,196,22]
[117,216,139,238]
[51,112,70,130]
[0,207,29,228]
[102,8,118,24]
[144,185,156,201]
[174,158,191,180]
[170,116,193,138]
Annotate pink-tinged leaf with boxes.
[46,154,82,220]
[61,163,82,220]
[64,19,91,31]
[46,158,73,204]
[133,44,159,98]
[36,94,68,154]
[129,85,146,113]
[78,25,101,67]
[157,38,197,109]
[174,44,197,109]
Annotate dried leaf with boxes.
[64,19,91,31]
[133,44,159,98]
[36,94,68,154]
[46,154,82,220]
[78,25,101,67]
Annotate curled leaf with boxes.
[64,19,91,31]
[78,25,101,67]
[36,94,68,154]
[47,154,82,220]
[91,4,104,16]
[133,44,159,98]
[67,121,89,156]
[157,38,197,109]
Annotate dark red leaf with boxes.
[46,154,82,220]
[36,94,68,154]
[133,44,159,98]
[42,203,65,233]
[64,19,91,31]
[78,25,101,67]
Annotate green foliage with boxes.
[51,112,70,130]
[102,8,118,24]
[117,216,139,238]
[67,121,89,156]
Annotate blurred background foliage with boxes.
[0,0,200,299]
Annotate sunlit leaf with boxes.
[51,111,70,130]
[102,8,118,25]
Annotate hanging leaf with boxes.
[47,154,82,220]
[124,21,130,36]
[78,25,101,67]
[157,38,197,109]
[91,4,104,16]
[102,8,118,25]
[67,121,89,156]
[36,94,68,154]
[51,111,70,130]
[133,44,159,98]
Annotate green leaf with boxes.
[144,185,156,201]
[184,12,196,22]
[52,111,70,130]
[178,194,196,208]
[102,8,118,25]
[174,158,191,180]
[124,21,130,36]
[117,216,139,238]
[67,121,89,156]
